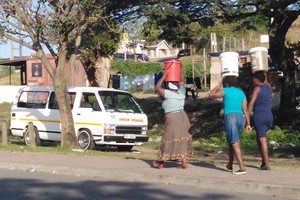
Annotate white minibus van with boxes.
[10,86,148,151]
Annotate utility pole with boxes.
[9,40,14,60]
[203,48,207,88]
[211,33,217,52]
[9,17,14,60]
[19,20,22,58]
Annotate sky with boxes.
[0,41,35,59]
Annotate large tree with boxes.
[0,0,133,147]
[139,0,300,126]
[80,18,120,87]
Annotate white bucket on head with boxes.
[220,52,239,77]
[249,47,268,73]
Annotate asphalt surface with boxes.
[0,151,299,199]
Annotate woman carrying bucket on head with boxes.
[209,52,251,175]
[209,76,251,175]
[152,60,193,169]
[247,47,273,171]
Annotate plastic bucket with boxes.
[220,52,239,77]
[249,47,268,73]
[164,60,182,82]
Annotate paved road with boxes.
[0,168,292,200]
[0,151,299,199]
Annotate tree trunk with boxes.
[94,57,111,88]
[268,13,298,126]
[53,71,77,147]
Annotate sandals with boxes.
[153,160,188,169]
[258,165,271,170]
[152,161,164,169]
[233,169,247,175]
[226,164,233,172]
[177,163,188,169]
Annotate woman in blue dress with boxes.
[248,71,273,170]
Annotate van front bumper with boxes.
[103,135,149,143]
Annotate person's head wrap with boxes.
[168,82,179,90]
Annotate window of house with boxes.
[32,63,42,77]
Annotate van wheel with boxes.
[117,145,133,152]
[24,127,41,146]
[77,129,95,150]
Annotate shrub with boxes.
[111,61,163,76]
[268,126,286,142]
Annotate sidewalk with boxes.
[0,151,299,199]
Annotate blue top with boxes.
[222,87,246,115]
[254,85,272,113]
[162,87,185,113]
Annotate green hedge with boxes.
[111,57,209,78]
[111,61,163,76]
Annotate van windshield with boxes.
[99,91,144,113]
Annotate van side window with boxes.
[17,91,49,109]
[48,92,75,110]
[80,92,101,111]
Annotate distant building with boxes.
[144,40,177,58]
[0,54,87,87]
[116,40,178,59]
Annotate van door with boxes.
[72,92,104,140]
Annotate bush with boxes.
[268,126,286,142]
[284,132,300,145]
[111,61,163,76]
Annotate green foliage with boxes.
[268,126,286,142]
[80,19,120,64]
[193,126,300,155]
[147,126,164,140]
[111,61,163,76]
[180,56,207,77]
[285,132,300,145]
[141,18,161,42]
[134,98,164,128]
[240,130,257,146]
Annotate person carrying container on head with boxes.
[209,76,251,175]
[152,67,193,169]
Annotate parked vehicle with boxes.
[177,49,191,58]
[113,53,134,61]
[136,53,150,62]
[10,86,149,151]
[113,53,149,62]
